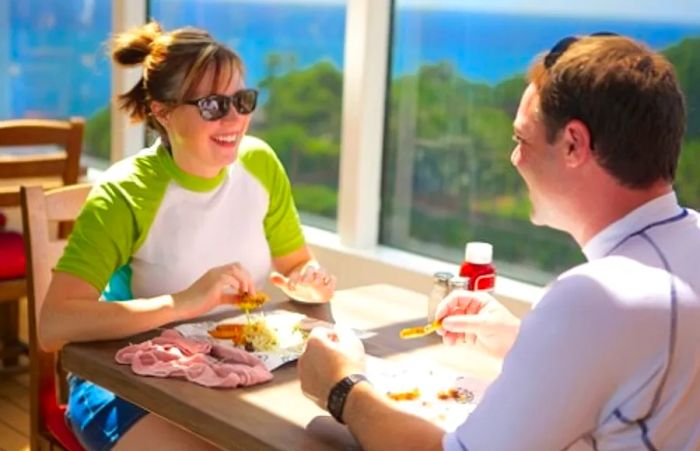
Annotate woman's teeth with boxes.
[212,135,239,145]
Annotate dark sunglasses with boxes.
[544,32,618,69]
[183,88,258,121]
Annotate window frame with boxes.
[112,0,541,314]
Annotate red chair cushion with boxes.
[45,404,85,451]
[0,231,25,279]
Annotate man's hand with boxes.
[270,264,336,303]
[298,326,365,409]
[436,289,520,359]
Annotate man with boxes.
[298,34,700,450]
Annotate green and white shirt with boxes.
[56,136,305,300]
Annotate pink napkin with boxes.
[115,329,273,388]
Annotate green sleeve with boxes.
[54,182,135,292]
[240,137,306,257]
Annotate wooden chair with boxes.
[0,118,84,372]
[21,184,90,451]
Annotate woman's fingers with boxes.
[225,263,255,295]
[300,266,318,285]
[271,266,336,301]
[269,271,287,286]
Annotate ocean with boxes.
[2,0,699,119]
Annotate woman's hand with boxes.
[270,264,336,303]
[435,289,521,359]
[173,262,255,319]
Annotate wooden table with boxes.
[61,284,501,450]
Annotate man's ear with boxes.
[562,119,593,168]
[149,101,170,127]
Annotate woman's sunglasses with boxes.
[183,88,258,121]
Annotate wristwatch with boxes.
[327,373,370,424]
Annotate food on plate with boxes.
[385,386,474,404]
[208,323,247,345]
[386,387,421,401]
[208,312,307,353]
[437,387,474,404]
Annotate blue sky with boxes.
[220,0,700,24]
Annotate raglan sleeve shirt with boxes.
[54,180,136,293]
[240,137,305,258]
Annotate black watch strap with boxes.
[327,373,369,424]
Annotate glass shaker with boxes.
[428,271,453,322]
[448,276,470,293]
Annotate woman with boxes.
[41,21,336,450]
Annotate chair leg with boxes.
[0,299,28,370]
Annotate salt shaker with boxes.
[428,271,453,322]
[448,276,470,293]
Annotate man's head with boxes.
[530,34,686,187]
[512,34,687,230]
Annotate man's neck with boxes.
[570,180,672,247]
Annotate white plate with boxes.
[175,310,307,371]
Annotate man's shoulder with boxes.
[538,256,668,314]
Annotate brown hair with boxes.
[111,21,244,142]
[528,35,686,188]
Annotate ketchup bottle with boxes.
[459,242,496,291]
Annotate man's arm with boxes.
[343,382,444,451]
[298,328,447,450]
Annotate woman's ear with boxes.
[149,101,170,127]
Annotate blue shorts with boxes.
[65,374,148,451]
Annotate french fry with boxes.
[399,320,441,339]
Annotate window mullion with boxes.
[337,0,392,249]
[111,0,147,162]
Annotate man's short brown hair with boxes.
[528,35,686,188]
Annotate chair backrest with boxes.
[0,118,84,207]
[20,183,91,449]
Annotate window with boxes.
[380,1,700,284]
[1,0,112,163]
[150,0,347,230]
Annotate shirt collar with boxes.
[582,191,682,260]
[154,140,227,192]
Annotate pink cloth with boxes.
[115,329,273,388]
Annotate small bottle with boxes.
[459,242,496,291]
[448,276,470,293]
[427,271,453,322]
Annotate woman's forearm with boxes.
[39,294,182,352]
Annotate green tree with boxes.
[253,56,343,218]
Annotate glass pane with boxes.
[381,2,700,284]
[150,0,346,230]
[1,1,112,163]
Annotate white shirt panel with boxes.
[130,162,271,298]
